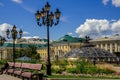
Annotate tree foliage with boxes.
[15,45,40,60]
[25,45,40,60]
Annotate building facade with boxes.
[0,38,48,60]
[91,34,120,56]
[37,35,84,60]
[0,35,85,61]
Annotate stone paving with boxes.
[0,74,22,80]
[0,74,120,80]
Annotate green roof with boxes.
[40,39,47,42]
[55,35,85,43]
[1,43,47,49]
[37,44,47,49]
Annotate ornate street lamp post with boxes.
[0,36,6,60]
[35,2,60,75]
[6,25,23,63]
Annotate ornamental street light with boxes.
[35,2,60,75]
[6,25,23,63]
[0,36,6,60]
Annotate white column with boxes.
[105,43,108,51]
[96,44,99,48]
[110,43,113,53]
[101,44,103,49]
[115,43,117,52]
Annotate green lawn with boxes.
[47,74,120,79]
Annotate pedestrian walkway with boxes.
[0,74,120,80]
[0,74,21,80]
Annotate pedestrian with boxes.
[0,61,9,74]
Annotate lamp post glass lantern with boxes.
[0,36,5,60]
[6,25,23,62]
[35,2,60,75]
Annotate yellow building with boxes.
[36,44,48,60]
[37,35,84,60]
[91,34,120,56]
[0,35,84,61]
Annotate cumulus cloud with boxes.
[102,0,120,7]
[0,23,33,39]
[75,19,120,39]
[111,20,120,33]
[102,0,109,5]
[11,0,22,4]
[112,0,120,7]
[0,23,12,36]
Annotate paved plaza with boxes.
[0,74,21,80]
[0,74,120,80]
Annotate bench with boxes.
[6,62,43,80]
[7,62,21,75]
[21,63,43,80]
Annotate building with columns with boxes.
[0,38,48,60]
[91,34,120,56]
[0,35,85,61]
[37,35,85,60]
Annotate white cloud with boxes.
[11,0,34,13]
[67,32,73,36]
[11,0,22,4]
[21,5,35,13]
[0,23,12,37]
[112,0,120,7]
[23,31,29,35]
[75,19,120,38]
[102,0,120,7]
[22,36,40,39]
[33,36,40,38]
[0,23,41,41]
[0,23,33,39]
[76,19,110,38]
[111,20,120,33]
[102,0,109,5]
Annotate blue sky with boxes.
[0,0,120,40]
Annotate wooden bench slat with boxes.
[6,62,43,80]
[14,63,21,68]
[21,72,32,78]
[29,64,42,70]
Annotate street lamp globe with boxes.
[6,25,22,62]
[35,2,61,75]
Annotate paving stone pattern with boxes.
[0,74,22,80]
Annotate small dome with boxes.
[65,47,116,58]
[65,36,117,62]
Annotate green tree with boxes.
[25,45,40,60]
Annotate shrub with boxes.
[100,68,114,74]
[0,60,4,65]
[51,59,115,75]
[66,65,76,73]
[51,65,62,74]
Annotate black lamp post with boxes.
[20,44,23,57]
[6,25,23,63]
[35,2,60,75]
[0,36,6,60]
